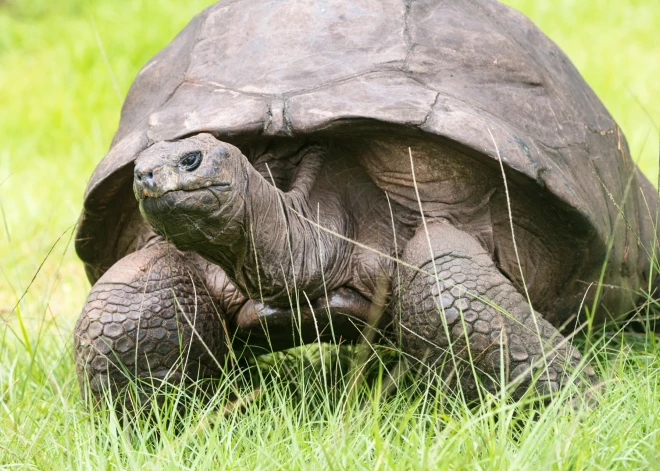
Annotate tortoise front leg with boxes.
[393,222,596,401]
[73,241,237,407]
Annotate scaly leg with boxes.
[393,222,596,400]
[74,241,233,407]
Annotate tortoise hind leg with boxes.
[73,241,230,408]
[393,222,596,401]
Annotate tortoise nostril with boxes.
[134,168,154,184]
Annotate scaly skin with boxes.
[394,222,596,400]
[73,242,227,406]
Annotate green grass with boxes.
[0,0,659,469]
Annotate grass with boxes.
[0,0,659,469]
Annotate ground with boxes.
[0,0,659,469]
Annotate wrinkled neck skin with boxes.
[188,151,353,305]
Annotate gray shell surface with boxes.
[77,0,656,301]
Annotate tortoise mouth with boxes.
[139,185,232,215]
[136,183,231,201]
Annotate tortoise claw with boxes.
[233,287,378,352]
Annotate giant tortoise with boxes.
[74,0,658,403]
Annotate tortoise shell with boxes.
[76,0,656,319]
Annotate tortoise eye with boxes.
[179,151,202,171]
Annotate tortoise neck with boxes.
[207,149,353,304]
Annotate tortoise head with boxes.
[133,133,248,249]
